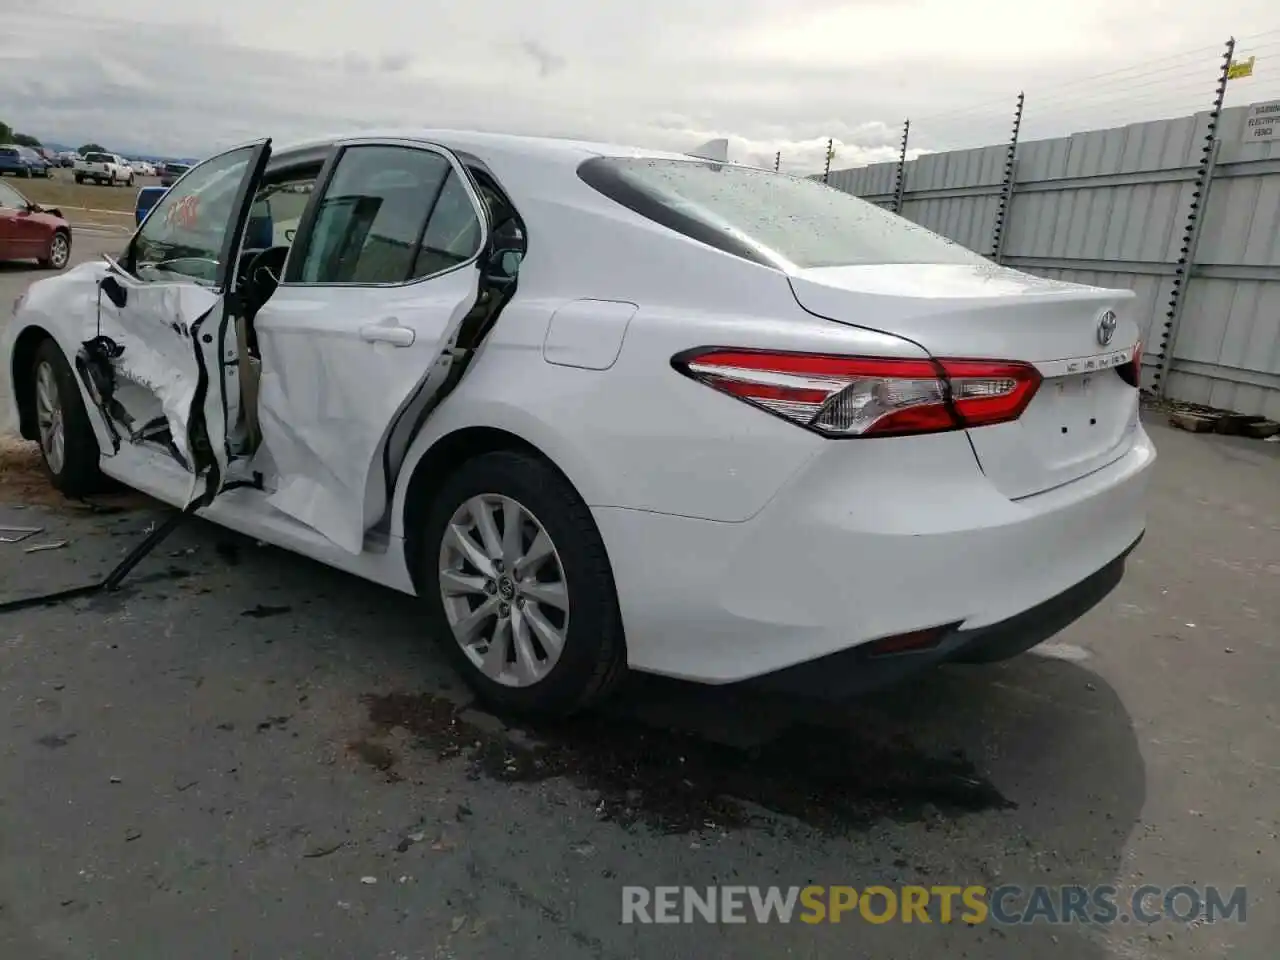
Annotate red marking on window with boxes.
[166,195,200,230]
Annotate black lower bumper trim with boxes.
[747,531,1145,700]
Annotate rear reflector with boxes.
[672,348,1041,437]
[863,626,954,657]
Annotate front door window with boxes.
[130,145,261,285]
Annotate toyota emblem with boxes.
[1096,310,1118,346]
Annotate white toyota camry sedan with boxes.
[0,130,1154,714]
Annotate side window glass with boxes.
[133,145,257,285]
[410,170,484,280]
[297,146,450,284]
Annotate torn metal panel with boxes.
[86,279,221,468]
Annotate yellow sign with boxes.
[1228,56,1255,80]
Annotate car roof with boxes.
[270,129,699,167]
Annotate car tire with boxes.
[29,338,103,497]
[38,229,71,270]
[74,174,84,184]
[416,450,627,717]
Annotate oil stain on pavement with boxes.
[358,689,1014,835]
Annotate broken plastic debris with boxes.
[0,525,44,544]
[360,876,377,885]
[24,540,69,553]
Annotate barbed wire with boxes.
[832,32,1280,162]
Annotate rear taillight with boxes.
[672,348,1041,438]
[1117,340,1142,388]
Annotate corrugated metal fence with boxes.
[827,104,1280,419]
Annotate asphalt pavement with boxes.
[1,234,1277,959]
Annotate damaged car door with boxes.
[253,140,493,553]
[79,139,272,500]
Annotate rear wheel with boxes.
[74,174,84,184]
[30,339,103,496]
[417,451,627,716]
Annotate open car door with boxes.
[78,139,272,505]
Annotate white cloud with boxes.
[2,0,1278,171]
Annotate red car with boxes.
[0,179,72,269]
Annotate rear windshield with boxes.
[84,153,112,163]
[0,148,16,157]
[578,157,986,270]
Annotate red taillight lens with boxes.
[1117,340,1142,388]
[672,348,1041,437]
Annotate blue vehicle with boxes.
[0,145,51,178]
[134,185,168,224]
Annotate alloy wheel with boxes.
[438,494,570,687]
[34,360,66,474]
[49,234,69,269]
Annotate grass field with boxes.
[5,169,160,216]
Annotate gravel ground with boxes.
[2,248,1277,959]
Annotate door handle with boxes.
[359,321,415,347]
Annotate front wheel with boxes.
[29,339,103,496]
[417,451,627,716]
[74,174,84,184]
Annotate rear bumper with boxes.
[595,424,1155,686]
[750,531,1141,698]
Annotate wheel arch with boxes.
[398,424,611,596]
[10,324,56,441]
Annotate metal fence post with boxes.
[892,120,910,214]
[990,92,1025,263]
[1153,38,1234,399]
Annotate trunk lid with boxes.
[789,262,1142,500]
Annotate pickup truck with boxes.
[158,161,192,187]
[74,152,134,186]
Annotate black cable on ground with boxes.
[0,504,195,614]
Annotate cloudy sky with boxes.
[2,0,1279,171]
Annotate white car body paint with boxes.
[254,266,482,553]
[0,128,1155,688]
